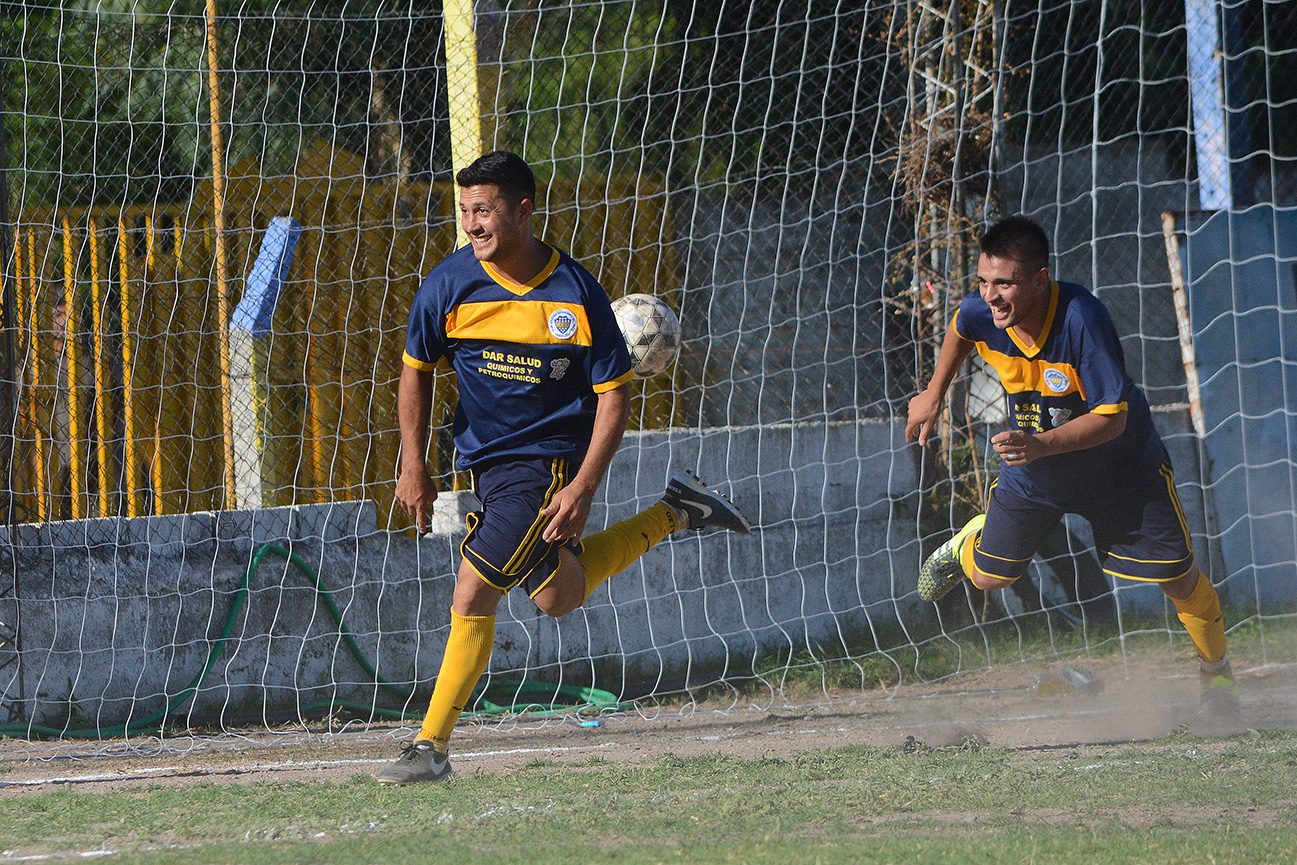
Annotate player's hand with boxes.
[541,481,594,543]
[905,388,943,445]
[991,429,1040,466]
[395,463,440,534]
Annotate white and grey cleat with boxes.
[376,740,453,786]
[662,470,752,534]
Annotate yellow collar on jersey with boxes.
[1006,281,1060,359]
[482,245,561,296]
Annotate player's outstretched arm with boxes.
[396,363,440,533]
[542,384,630,543]
[906,325,975,445]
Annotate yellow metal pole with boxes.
[205,0,238,510]
[24,228,47,521]
[443,0,484,247]
[61,217,84,519]
[144,213,167,515]
[441,0,488,494]
[14,229,40,521]
[153,416,164,517]
[295,226,328,504]
[145,213,155,273]
[11,229,26,513]
[88,217,112,516]
[118,216,140,517]
[304,338,329,503]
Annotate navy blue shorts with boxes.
[973,464,1195,583]
[461,456,580,597]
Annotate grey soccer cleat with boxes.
[376,740,453,786]
[1196,659,1241,733]
[917,514,985,602]
[662,471,752,534]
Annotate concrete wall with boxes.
[0,405,1274,732]
[0,418,928,730]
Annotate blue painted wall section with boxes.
[233,216,302,336]
[1182,205,1297,604]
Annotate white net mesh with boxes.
[0,0,1294,739]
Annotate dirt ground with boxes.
[1,654,1294,795]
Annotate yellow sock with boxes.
[578,501,678,602]
[959,531,977,579]
[1171,570,1227,664]
[417,609,496,751]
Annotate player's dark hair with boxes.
[980,216,1050,273]
[456,151,537,205]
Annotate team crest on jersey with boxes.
[1043,368,1070,393]
[1049,407,1073,426]
[549,358,571,380]
[548,309,579,340]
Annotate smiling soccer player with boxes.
[377,152,751,785]
[906,216,1238,728]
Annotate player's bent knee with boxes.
[969,569,1016,592]
[531,554,586,617]
[533,584,582,617]
[534,594,578,618]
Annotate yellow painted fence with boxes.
[8,145,679,527]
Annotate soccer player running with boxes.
[377,151,751,785]
[905,216,1238,723]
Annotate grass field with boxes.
[2,619,1294,864]
[2,730,1295,864]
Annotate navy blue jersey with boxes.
[954,280,1169,509]
[404,244,634,469]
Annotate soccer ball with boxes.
[611,293,682,379]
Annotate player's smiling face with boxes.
[977,253,1051,333]
[459,183,531,263]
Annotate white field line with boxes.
[0,741,618,788]
[1,845,197,862]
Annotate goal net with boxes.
[0,0,1294,739]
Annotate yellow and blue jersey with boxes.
[403,244,634,469]
[954,280,1169,509]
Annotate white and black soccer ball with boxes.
[611,293,682,380]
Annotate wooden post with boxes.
[1161,212,1207,438]
[205,0,238,509]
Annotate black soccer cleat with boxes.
[662,470,752,535]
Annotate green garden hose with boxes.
[0,543,623,739]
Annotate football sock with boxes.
[417,608,496,752]
[578,502,678,602]
[1171,570,1227,665]
[959,530,978,579]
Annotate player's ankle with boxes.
[664,502,689,531]
[1200,654,1231,676]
